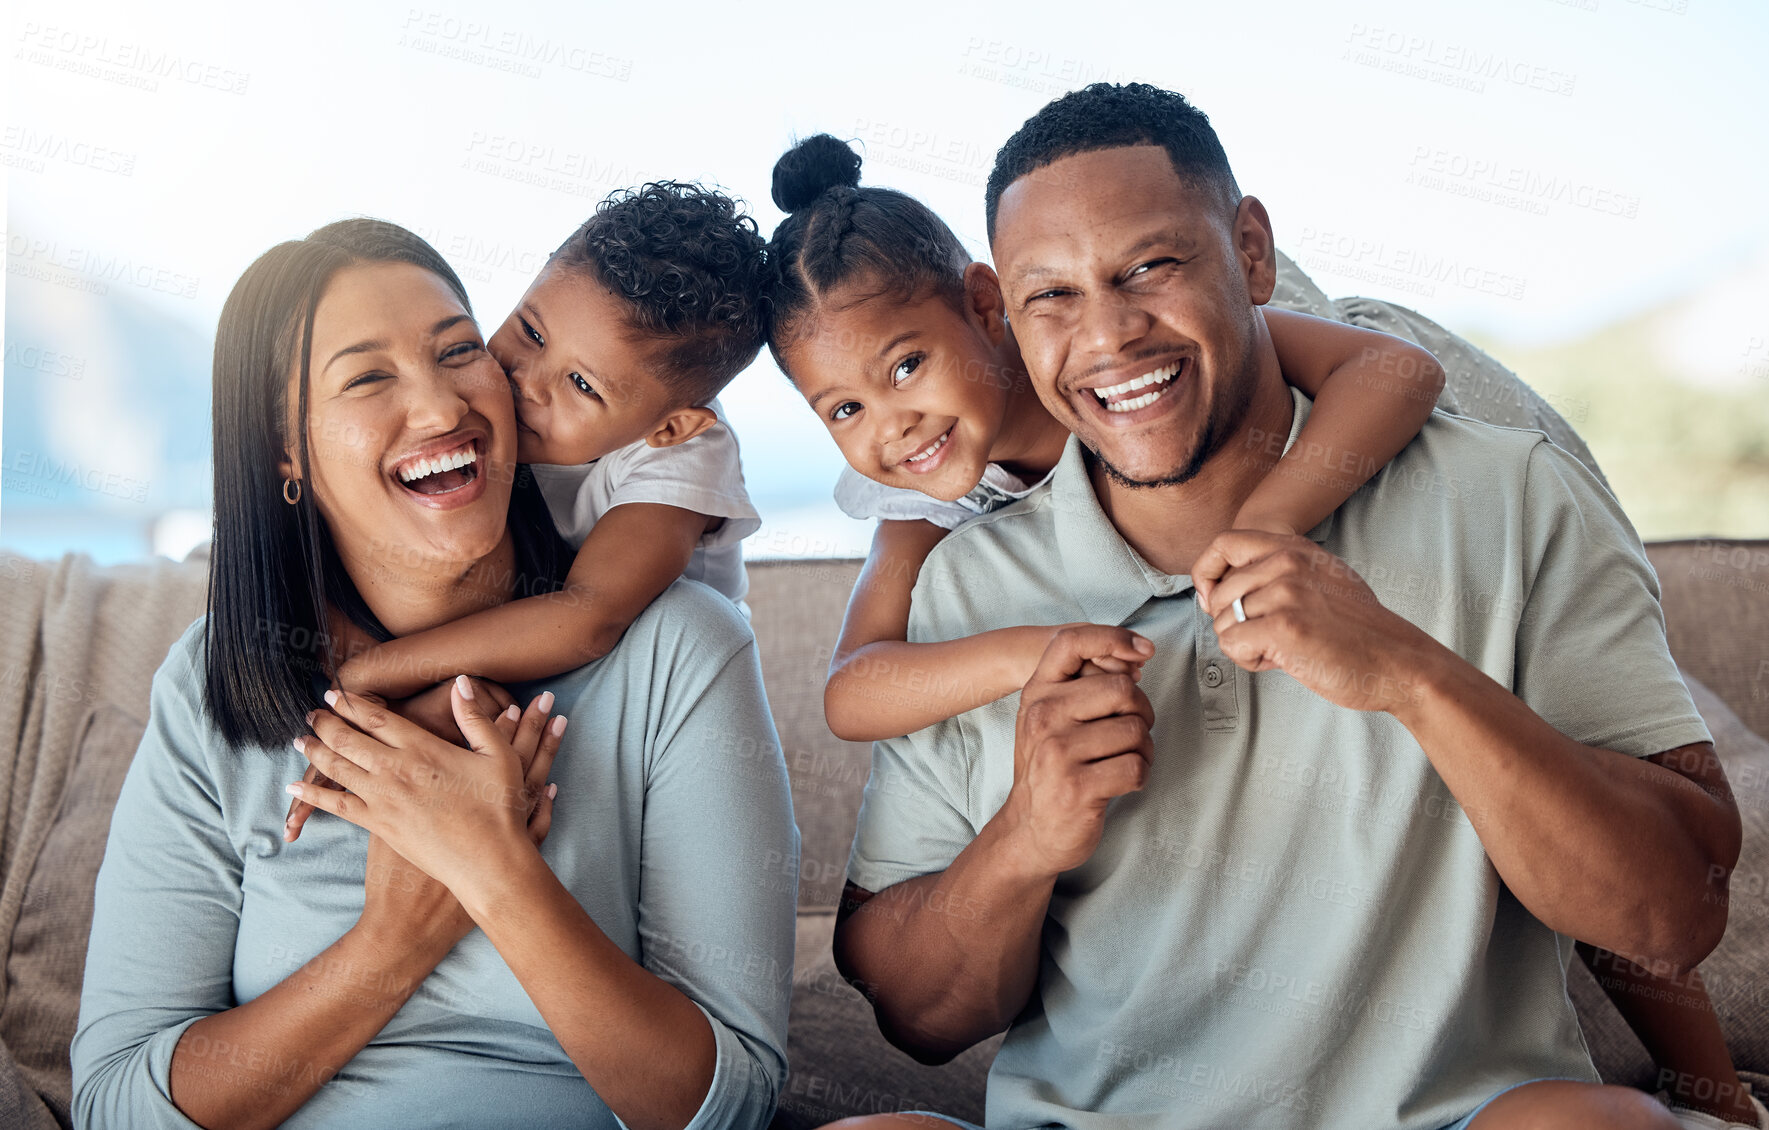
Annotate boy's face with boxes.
[488,264,680,465]
[991,144,1274,488]
[779,274,1014,504]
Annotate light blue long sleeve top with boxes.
[72,580,800,1130]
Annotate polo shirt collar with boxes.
[1051,386,1335,626]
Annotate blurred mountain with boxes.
[3,272,212,561]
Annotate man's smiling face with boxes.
[990,144,1277,488]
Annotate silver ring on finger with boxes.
[1232,596,1248,624]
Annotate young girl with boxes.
[764,133,1763,1130]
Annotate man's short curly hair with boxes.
[551,182,768,406]
[985,83,1241,242]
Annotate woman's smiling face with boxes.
[281,260,518,579]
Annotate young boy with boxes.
[284,182,767,838]
[339,182,766,705]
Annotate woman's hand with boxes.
[326,700,559,970]
[288,676,566,896]
[359,832,477,957]
[284,676,517,842]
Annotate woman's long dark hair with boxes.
[204,218,572,750]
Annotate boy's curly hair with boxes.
[552,182,768,405]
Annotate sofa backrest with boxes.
[745,559,866,910]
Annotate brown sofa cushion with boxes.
[2,704,144,1125]
[1567,674,1769,1086]
[1646,540,1769,742]
[748,559,870,910]
[1677,677,1769,1074]
[772,910,996,1130]
[0,1035,60,1130]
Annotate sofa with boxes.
[2,539,1767,1129]
[2,261,1765,1127]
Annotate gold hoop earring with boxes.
[283,478,302,505]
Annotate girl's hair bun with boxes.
[771,134,863,213]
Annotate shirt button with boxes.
[1202,663,1224,688]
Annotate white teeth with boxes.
[1107,389,1166,413]
[1092,361,1182,409]
[905,429,950,464]
[396,443,477,483]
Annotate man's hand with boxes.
[1195,530,1437,715]
[999,626,1155,879]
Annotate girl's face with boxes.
[281,260,518,581]
[781,265,1014,503]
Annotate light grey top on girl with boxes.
[833,461,1056,530]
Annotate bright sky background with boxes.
[6,0,1767,561]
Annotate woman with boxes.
[70,219,798,1130]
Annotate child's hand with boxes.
[1077,655,1146,681]
[1037,625,1149,685]
[282,763,343,843]
[283,676,518,842]
[398,677,518,746]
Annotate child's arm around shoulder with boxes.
[1240,307,1445,535]
[340,407,740,699]
[338,503,715,699]
[824,519,1146,743]
[1192,310,1446,605]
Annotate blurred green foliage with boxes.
[1474,322,1769,541]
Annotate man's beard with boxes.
[1085,347,1260,490]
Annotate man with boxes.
[823,84,1740,1129]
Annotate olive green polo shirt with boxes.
[847,388,1710,1130]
